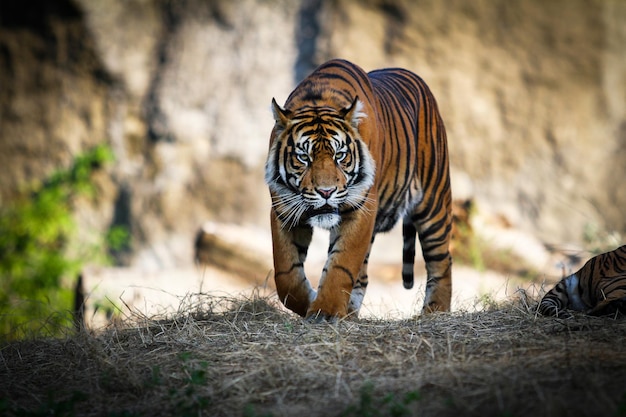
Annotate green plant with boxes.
[243,404,274,417]
[169,352,212,417]
[0,391,87,417]
[341,382,421,417]
[0,144,126,340]
[616,391,626,417]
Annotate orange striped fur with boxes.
[265,59,452,321]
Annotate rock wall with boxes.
[1,0,624,268]
[313,0,626,246]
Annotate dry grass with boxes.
[1,291,626,417]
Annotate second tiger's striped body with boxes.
[539,245,626,318]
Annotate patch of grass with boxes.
[243,404,275,417]
[0,391,88,417]
[341,382,421,417]
[617,392,626,417]
[1,293,626,417]
[169,352,212,417]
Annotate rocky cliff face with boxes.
[1,0,624,268]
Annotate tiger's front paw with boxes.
[305,309,340,324]
[306,298,348,323]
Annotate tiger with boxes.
[264,59,452,321]
[538,245,626,318]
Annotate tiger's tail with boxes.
[402,218,417,289]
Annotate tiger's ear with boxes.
[272,98,291,129]
[341,96,367,129]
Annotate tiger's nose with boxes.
[316,187,336,199]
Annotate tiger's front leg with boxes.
[270,210,316,317]
[307,212,375,321]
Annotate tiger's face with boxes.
[265,97,375,230]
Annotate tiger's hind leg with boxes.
[587,298,626,317]
[408,198,453,313]
[419,232,452,313]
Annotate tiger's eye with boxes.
[335,151,347,162]
[296,152,310,164]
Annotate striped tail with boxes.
[402,219,417,289]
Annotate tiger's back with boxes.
[538,245,626,317]
[265,59,451,319]
[368,68,451,234]
[368,68,451,295]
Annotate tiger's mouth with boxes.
[307,204,339,217]
[304,204,341,229]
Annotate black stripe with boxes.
[334,265,356,286]
[274,262,304,278]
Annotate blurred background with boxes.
[1,0,625,332]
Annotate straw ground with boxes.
[1,291,626,417]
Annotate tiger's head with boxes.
[265,97,375,230]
